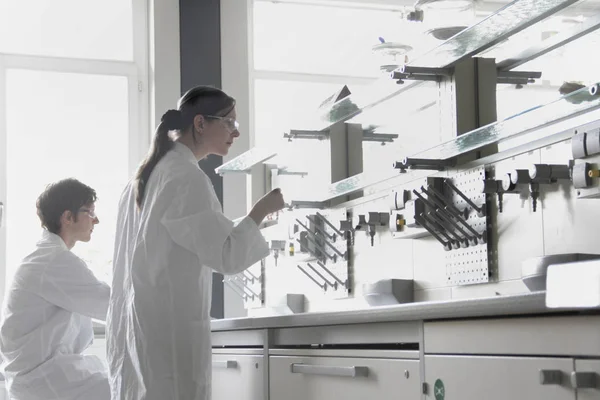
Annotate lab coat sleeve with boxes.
[161,178,269,275]
[38,253,111,321]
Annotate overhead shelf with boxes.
[309,82,600,202]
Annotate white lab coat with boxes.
[107,142,269,400]
[0,231,111,400]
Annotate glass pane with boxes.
[6,70,130,286]
[0,0,133,61]
[346,81,442,175]
[253,1,506,77]
[253,2,441,77]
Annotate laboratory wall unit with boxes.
[212,0,600,398]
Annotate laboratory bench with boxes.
[210,292,600,400]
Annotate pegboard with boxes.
[224,261,264,309]
[293,208,352,299]
[444,166,491,285]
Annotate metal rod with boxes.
[232,276,259,297]
[444,179,484,213]
[433,209,475,241]
[229,278,256,298]
[429,212,462,241]
[415,215,450,249]
[297,265,325,290]
[307,263,335,287]
[421,185,463,216]
[420,213,454,244]
[303,216,335,240]
[315,212,344,236]
[303,234,336,261]
[245,269,258,280]
[296,238,324,261]
[223,280,247,300]
[496,70,542,79]
[412,189,440,211]
[316,260,345,286]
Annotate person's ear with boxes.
[61,210,74,226]
[193,115,205,133]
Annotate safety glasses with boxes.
[205,115,240,133]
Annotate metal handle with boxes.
[0,201,3,228]
[290,363,369,378]
[571,371,598,388]
[539,369,563,385]
[213,360,238,369]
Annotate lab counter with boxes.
[210,293,600,400]
[210,291,594,332]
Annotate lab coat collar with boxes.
[39,230,69,251]
[173,142,199,166]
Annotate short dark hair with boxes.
[36,178,97,234]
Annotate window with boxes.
[0,0,134,61]
[0,1,148,291]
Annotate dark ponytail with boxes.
[134,86,236,208]
[135,110,182,207]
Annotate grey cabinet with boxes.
[212,353,264,400]
[269,355,420,400]
[574,359,600,400]
[424,355,575,400]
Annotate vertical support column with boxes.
[329,122,364,205]
[179,0,224,319]
[439,57,498,162]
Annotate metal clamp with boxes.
[290,363,369,378]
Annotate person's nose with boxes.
[232,130,240,138]
[93,217,100,224]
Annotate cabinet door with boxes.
[425,355,575,400]
[574,359,600,400]
[212,354,264,400]
[270,356,420,400]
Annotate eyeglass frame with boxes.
[79,208,97,219]
[204,115,240,133]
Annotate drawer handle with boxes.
[213,360,238,369]
[539,369,563,385]
[571,372,598,389]
[290,363,369,378]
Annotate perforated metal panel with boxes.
[445,166,491,285]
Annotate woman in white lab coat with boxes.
[107,86,284,400]
[0,178,110,400]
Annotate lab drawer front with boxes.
[212,354,263,400]
[269,355,420,400]
[425,355,575,400]
[575,360,600,400]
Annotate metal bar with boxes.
[420,213,454,244]
[306,215,335,240]
[496,70,542,79]
[399,65,453,76]
[232,276,259,297]
[421,185,463,216]
[307,263,335,287]
[411,189,441,212]
[284,129,329,140]
[415,215,451,249]
[290,363,369,378]
[362,132,398,143]
[303,234,336,261]
[429,212,462,241]
[296,238,322,261]
[316,260,346,286]
[497,13,600,71]
[315,212,344,236]
[410,0,580,68]
[497,77,533,85]
[223,280,247,300]
[444,179,484,214]
[297,265,325,290]
[245,269,259,280]
[433,209,477,241]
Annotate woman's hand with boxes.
[248,188,285,225]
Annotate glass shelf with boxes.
[309,82,600,202]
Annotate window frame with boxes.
[0,0,150,298]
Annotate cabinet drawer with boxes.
[269,355,420,400]
[574,359,600,400]
[425,355,575,400]
[212,354,263,400]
